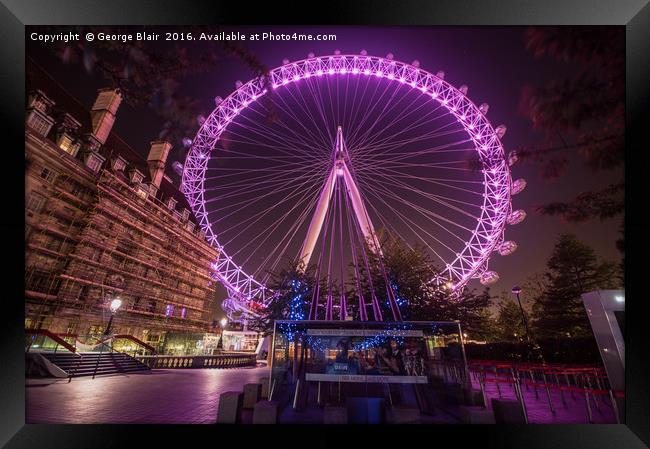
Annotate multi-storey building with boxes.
[25,59,220,350]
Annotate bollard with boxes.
[566,373,575,400]
[217,391,243,424]
[541,371,555,414]
[253,400,278,424]
[609,390,620,424]
[478,375,488,409]
[522,368,530,391]
[389,405,421,424]
[324,405,347,424]
[459,405,496,424]
[243,383,262,409]
[555,373,567,407]
[491,398,527,424]
[528,369,539,399]
[585,375,600,411]
[582,375,593,423]
[513,375,528,423]
[260,377,270,399]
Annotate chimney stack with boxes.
[147,141,172,189]
[90,88,122,144]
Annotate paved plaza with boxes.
[26,367,268,424]
[26,366,617,424]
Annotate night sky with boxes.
[27,26,624,306]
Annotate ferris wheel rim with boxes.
[181,53,512,307]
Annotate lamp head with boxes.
[511,285,522,295]
[109,298,123,313]
[220,318,228,328]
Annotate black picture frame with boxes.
[2,1,649,447]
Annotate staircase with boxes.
[40,351,150,377]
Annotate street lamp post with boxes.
[217,318,228,351]
[511,286,533,361]
[103,298,123,336]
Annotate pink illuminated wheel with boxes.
[181,53,525,317]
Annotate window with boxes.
[129,170,144,184]
[60,206,76,222]
[69,181,84,198]
[116,240,135,255]
[136,186,148,199]
[146,300,156,313]
[58,135,77,156]
[27,113,52,136]
[77,285,90,301]
[86,154,103,173]
[40,167,58,183]
[181,307,187,319]
[66,323,78,335]
[27,192,47,214]
[132,297,141,310]
[165,304,174,317]
[45,236,63,252]
[27,271,60,294]
[111,156,127,172]
[89,247,102,262]
[148,183,158,197]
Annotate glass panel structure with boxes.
[269,320,468,412]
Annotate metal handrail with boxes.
[67,353,85,382]
[25,329,78,354]
[112,334,156,354]
[25,329,84,381]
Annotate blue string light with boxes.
[279,277,309,342]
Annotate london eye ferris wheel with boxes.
[181,51,526,321]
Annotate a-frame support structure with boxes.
[298,126,402,321]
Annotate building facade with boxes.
[25,60,220,350]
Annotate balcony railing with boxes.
[135,353,257,369]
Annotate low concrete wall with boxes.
[136,353,256,369]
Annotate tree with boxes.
[357,234,496,338]
[358,236,440,321]
[248,261,316,337]
[517,27,624,257]
[531,234,621,338]
[495,291,526,342]
[445,288,499,342]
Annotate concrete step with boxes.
[41,352,150,377]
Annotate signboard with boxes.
[303,332,431,382]
[306,373,428,384]
[307,328,423,337]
